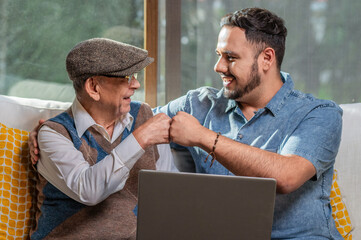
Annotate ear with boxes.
[84,77,101,101]
[260,47,276,71]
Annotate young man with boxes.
[161,8,343,239]
[30,38,176,240]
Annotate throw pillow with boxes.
[331,169,353,239]
[0,123,36,240]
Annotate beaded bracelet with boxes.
[204,132,221,167]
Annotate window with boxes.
[2,1,360,105]
[158,0,361,105]
[0,0,144,102]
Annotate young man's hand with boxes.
[169,111,207,147]
[29,119,45,164]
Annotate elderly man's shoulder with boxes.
[130,101,154,115]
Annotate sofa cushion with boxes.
[0,123,35,239]
[331,170,353,239]
[0,95,71,132]
[335,103,361,238]
[0,95,71,239]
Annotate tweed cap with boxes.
[66,38,154,82]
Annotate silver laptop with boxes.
[136,170,276,240]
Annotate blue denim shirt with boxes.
[154,72,343,239]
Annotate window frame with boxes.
[144,0,159,107]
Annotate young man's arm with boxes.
[169,106,342,194]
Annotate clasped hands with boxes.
[133,111,203,149]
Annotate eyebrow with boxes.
[215,49,239,57]
[224,50,235,55]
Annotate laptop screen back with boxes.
[136,170,276,240]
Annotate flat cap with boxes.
[66,38,154,82]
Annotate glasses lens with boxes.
[128,73,138,84]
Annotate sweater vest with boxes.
[31,102,159,240]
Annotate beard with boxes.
[223,60,261,100]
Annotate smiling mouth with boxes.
[123,94,132,100]
[124,92,134,100]
[221,75,234,87]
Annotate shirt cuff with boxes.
[113,133,145,171]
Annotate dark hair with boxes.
[220,8,287,69]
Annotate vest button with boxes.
[239,134,243,139]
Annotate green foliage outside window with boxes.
[0,0,143,101]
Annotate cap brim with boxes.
[106,56,154,77]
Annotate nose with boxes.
[129,76,140,89]
[214,56,227,73]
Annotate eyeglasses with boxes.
[102,73,138,84]
[122,73,138,84]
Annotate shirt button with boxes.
[239,134,243,139]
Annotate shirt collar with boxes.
[225,99,238,113]
[223,71,294,116]
[264,71,294,116]
[72,98,134,139]
[216,88,237,113]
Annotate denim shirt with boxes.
[154,72,343,239]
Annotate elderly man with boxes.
[30,38,176,240]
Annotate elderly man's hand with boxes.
[133,113,172,149]
[169,111,205,147]
[29,119,46,165]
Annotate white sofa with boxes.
[0,94,359,238]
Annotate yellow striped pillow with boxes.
[0,123,36,240]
